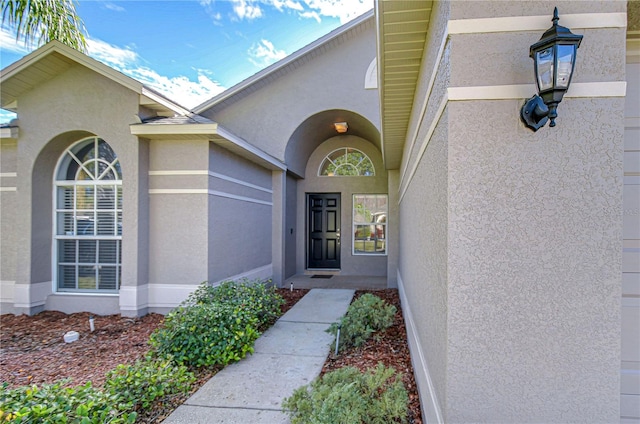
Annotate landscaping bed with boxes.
[0,287,421,423]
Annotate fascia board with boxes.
[2,41,187,116]
[193,10,375,114]
[0,126,19,139]
[1,40,142,92]
[130,122,219,136]
[140,87,190,115]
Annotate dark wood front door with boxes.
[307,193,341,269]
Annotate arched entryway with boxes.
[281,109,393,289]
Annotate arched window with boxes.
[54,137,122,293]
[318,148,375,177]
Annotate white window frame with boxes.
[53,137,122,294]
[352,194,387,256]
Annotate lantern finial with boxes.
[552,7,559,25]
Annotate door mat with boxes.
[310,275,333,279]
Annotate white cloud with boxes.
[300,11,321,23]
[248,39,286,68]
[103,2,125,12]
[85,38,225,109]
[302,0,372,23]
[0,27,34,55]
[263,0,372,24]
[271,0,304,12]
[87,38,138,68]
[232,0,263,20]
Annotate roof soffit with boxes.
[376,0,433,170]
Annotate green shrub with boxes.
[184,279,284,330]
[282,363,408,424]
[148,302,260,367]
[104,357,195,412]
[327,293,396,353]
[0,381,136,424]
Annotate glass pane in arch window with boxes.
[319,148,375,177]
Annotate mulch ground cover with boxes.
[0,287,422,423]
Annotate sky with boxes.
[0,0,373,123]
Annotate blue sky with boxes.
[0,0,373,122]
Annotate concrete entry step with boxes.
[162,288,354,424]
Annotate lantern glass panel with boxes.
[556,44,575,88]
[536,47,554,91]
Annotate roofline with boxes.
[1,40,187,116]
[216,125,286,171]
[129,121,286,171]
[193,9,375,114]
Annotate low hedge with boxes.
[327,293,396,353]
[282,363,408,424]
[0,381,136,424]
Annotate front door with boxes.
[307,193,340,269]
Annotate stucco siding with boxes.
[399,111,449,417]
[0,139,17,291]
[208,143,273,283]
[446,97,622,422]
[200,22,379,163]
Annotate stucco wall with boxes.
[395,1,451,420]
[208,143,273,283]
[200,21,380,164]
[297,135,387,276]
[3,64,144,315]
[399,113,449,414]
[0,138,18,312]
[148,139,210,289]
[396,1,625,422]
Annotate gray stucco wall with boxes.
[285,173,298,279]
[200,20,380,166]
[396,1,624,422]
[0,138,18,313]
[208,143,272,282]
[399,113,449,412]
[297,135,387,276]
[148,139,210,288]
[3,64,144,315]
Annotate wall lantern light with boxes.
[521,8,583,131]
[334,122,348,133]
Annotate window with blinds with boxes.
[54,137,122,293]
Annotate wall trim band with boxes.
[149,170,273,193]
[148,188,272,206]
[448,12,626,35]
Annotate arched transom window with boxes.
[319,148,375,177]
[54,137,122,293]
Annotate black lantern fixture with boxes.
[521,8,583,131]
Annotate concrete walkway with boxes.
[163,289,354,424]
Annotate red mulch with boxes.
[0,288,422,423]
